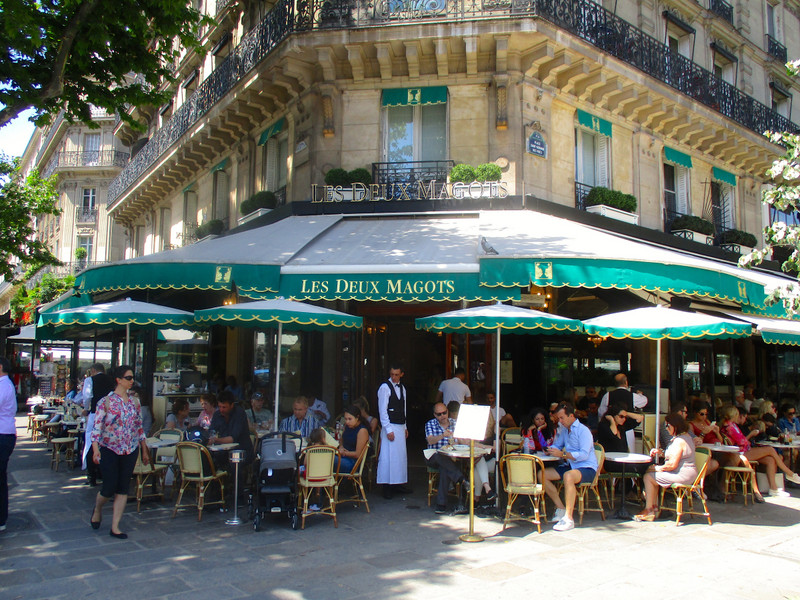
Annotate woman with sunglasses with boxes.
[689,401,723,444]
[89,365,150,539]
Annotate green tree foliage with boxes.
[0,155,60,281]
[0,0,211,129]
[740,60,800,314]
[10,272,75,325]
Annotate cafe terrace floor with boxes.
[2,414,799,600]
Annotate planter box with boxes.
[721,243,756,255]
[671,229,714,246]
[586,204,639,225]
[195,234,219,244]
[237,208,272,226]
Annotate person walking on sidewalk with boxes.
[0,357,17,532]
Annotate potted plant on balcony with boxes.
[238,191,277,225]
[670,214,715,245]
[584,187,639,225]
[718,228,758,255]
[325,167,372,201]
[195,219,225,241]
[74,247,87,271]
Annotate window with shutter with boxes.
[596,134,610,188]
[213,170,229,224]
[675,166,689,214]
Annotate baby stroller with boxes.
[252,431,302,531]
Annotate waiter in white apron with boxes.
[377,365,411,500]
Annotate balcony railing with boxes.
[75,207,98,224]
[107,0,799,207]
[766,35,787,62]
[372,160,454,200]
[42,150,130,178]
[574,182,593,210]
[709,0,733,25]
[663,205,681,233]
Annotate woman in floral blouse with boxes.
[89,365,150,539]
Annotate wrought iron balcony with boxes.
[181,222,199,245]
[766,35,787,62]
[372,160,454,200]
[106,0,799,207]
[574,182,593,211]
[75,207,98,224]
[710,0,733,25]
[42,150,130,179]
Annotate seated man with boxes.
[425,402,468,514]
[278,396,320,439]
[543,401,598,532]
[246,391,274,433]
[209,391,255,465]
[487,391,515,428]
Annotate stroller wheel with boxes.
[291,512,300,530]
[253,514,262,532]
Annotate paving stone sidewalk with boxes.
[2,416,800,600]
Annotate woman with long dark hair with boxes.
[89,365,149,539]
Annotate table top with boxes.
[757,440,800,449]
[530,451,560,462]
[208,442,239,452]
[699,443,741,453]
[604,452,653,463]
[145,438,178,449]
[438,445,491,458]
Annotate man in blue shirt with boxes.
[544,401,598,532]
[278,396,320,439]
[424,402,467,514]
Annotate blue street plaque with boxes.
[527,131,547,158]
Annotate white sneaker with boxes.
[553,508,566,522]
[769,489,790,498]
[553,517,574,532]
[309,503,321,512]
[785,472,800,485]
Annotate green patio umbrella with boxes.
[416,302,583,510]
[194,298,363,429]
[37,298,195,364]
[583,305,752,452]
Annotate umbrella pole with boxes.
[126,323,130,366]
[494,326,501,508]
[654,340,662,456]
[273,322,283,432]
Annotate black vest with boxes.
[381,381,406,425]
[90,373,115,413]
[608,388,634,412]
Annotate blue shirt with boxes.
[777,416,800,432]
[553,418,597,470]
[279,414,320,438]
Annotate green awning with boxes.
[258,118,286,145]
[279,272,519,303]
[416,304,583,334]
[712,167,737,186]
[211,158,228,172]
[479,257,764,306]
[194,298,363,331]
[577,109,612,137]
[381,86,447,107]
[664,147,693,169]
[75,262,281,299]
[182,182,195,193]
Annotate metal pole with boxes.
[126,323,130,366]
[226,449,244,525]
[654,339,662,455]
[459,439,484,543]
[273,322,283,432]
[494,325,501,508]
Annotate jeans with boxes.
[427,453,464,506]
[0,434,16,526]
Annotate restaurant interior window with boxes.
[575,128,610,191]
[384,102,447,163]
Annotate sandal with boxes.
[633,507,658,522]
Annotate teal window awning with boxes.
[664,147,693,169]
[381,86,448,107]
[258,118,286,145]
[713,167,737,186]
[183,182,195,193]
[577,109,612,137]
[211,158,228,173]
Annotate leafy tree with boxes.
[0,155,60,281]
[0,0,210,129]
[740,60,800,313]
[10,272,75,325]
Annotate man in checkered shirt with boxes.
[425,402,468,514]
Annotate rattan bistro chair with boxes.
[576,444,606,525]
[298,445,338,529]
[131,452,168,512]
[499,453,547,533]
[172,442,227,520]
[659,446,712,526]
[335,442,370,513]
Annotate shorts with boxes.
[98,446,138,498]
[555,463,596,484]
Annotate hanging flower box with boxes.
[671,229,714,245]
[585,204,640,225]
[720,243,756,255]
[237,208,272,226]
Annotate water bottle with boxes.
[522,437,532,454]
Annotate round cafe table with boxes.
[603,452,652,519]
[699,443,741,454]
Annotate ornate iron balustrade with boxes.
[766,35,787,62]
[663,205,681,233]
[75,207,98,224]
[710,0,733,24]
[42,150,130,178]
[372,160,453,200]
[574,182,593,210]
[216,0,232,14]
[274,186,287,206]
[182,222,199,245]
[107,0,799,207]
[107,0,295,205]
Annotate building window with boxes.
[770,81,792,118]
[664,162,690,218]
[211,33,230,69]
[383,102,447,163]
[212,169,229,225]
[159,207,172,251]
[84,133,100,166]
[134,225,145,257]
[262,136,289,193]
[663,11,696,59]
[711,181,735,232]
[575,127,610,204]
[711,43,738,86]
[76,235,94,261]
[82,188,96,209]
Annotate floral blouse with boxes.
[91,392,145,455]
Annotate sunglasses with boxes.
[698,411,708,416]
[434,411,448,416]
[122,375,134,381]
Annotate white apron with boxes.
[82,412,95,470]
[377,423,407,485]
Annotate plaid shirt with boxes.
[279,414,320,438]
[425,417,456,450]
